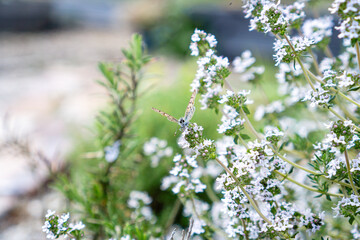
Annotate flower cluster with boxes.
[302,16,334,46]
[217,91,250,135]
[302,83,334,108]
[180,123,217,160]
[300,209,325,234]
[215,136,324,238]
[143,137,173,167]
[219,90,251,108]
[189,29,230,111]
[254,100,285,121]
[218,105,245,135]
[189,29,217,57]
[352,225,360,239]
[273,36,315,66]
[244,0,306,35]
[182,199,209,235]
[127,191,154,221]
[274,62,311,106]
[42,210,85,240]
[163,154,207,196]
[311,120,360,179]
[333,194,360,218]
[330,0,360,44]
[313,141,344,178]
[199,85,222,110]
[325,120,357,152]
[264,126,284,146]
[282,1,306,29]
[337,70,360,89]
[245,1,286,35]
[232,50,265,82]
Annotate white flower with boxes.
[233,50,256,72]
[45,209,56,218]
[352,225,360,239]
[254,101,285,121]
[144,137,173,167]
[320,58,335,72]
[161,175,178,190]
[127,191,152,208]
[190,42,199,56]
[104,140,121,163]
[59,212,70,225]
[42,221,51,233]
[218,105,245,134]
[302,83,331,107]
[273,36,314,66]
[337,71,355,88]
[69,221,85,231]
[199,85,222,110]
[206,34,218,48]
[333,194,360,217]
[302,16,333,43]
[232,50,264,82]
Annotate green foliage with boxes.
[55,34,160,239]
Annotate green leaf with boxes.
[326,194,331,201]
[98,62,115,85]
[279,142,285,151]
[234,135,239,144]
[242,106,250,115]
[240,134,251,140]
[328,94,336,104]
[349,216,355,224]
[348,86,360,92]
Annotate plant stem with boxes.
[165,198,181,232]
[306,69,324,84]
[356,42,360,72]
[297,57,316,90]
[336,90,360,110]
[224,79,234,92]
[238,135,249,148]
[324,46,334,59]
[241,219,250,240]
[308,49,322,76]
[282,34,315,91]
[344,149,359,196]
[275,152,319,175]
[283,34,296,53]
[274,170,343,197]
[239,108,262,140]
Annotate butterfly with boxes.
[152,90,197,132]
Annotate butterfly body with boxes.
[152,90,197,132]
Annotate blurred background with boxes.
[0,0,334,239]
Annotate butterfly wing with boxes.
[152,107,178,123]
[184,90,197,122]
